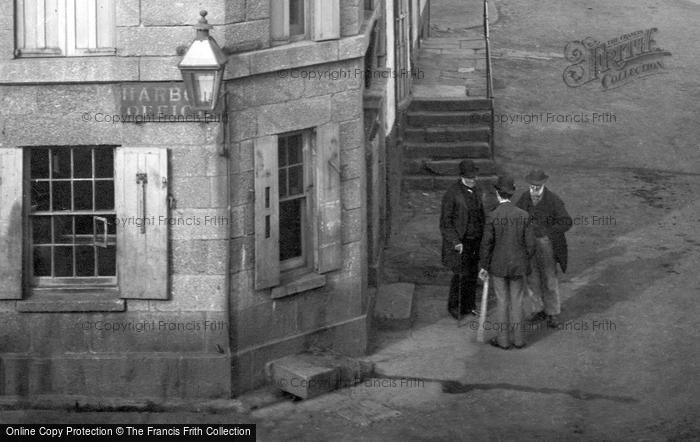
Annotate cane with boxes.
[457,271,466,328]
[476,276,489,342]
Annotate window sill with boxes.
[271,272,327,299]
[17,289,125,313]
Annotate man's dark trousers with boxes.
[448,237,480,315]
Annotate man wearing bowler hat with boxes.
[479,175,535,349]
[440,159,485,319]
[516,169,572,328]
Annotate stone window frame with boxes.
[270,0,341,45]
[14,0,117,58]
[270,0,309,44]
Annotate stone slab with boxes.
[374,283,416,330]
[266,355,339,399]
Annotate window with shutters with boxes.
[254,123,342,294]
[0,146,169,302]
[28,146,117,287]
[270,0,340,43]
[15,0,116,57]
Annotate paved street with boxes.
[3,0,700,439]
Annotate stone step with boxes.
[266,353,374,400]
[405,158,497,176]
[404,141,491,159]
[407,110,493,127]
[373,283,416,330]
[403,174,498,191]
[405,126,490,143]
[408,97,492,112]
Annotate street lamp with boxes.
[178,10,227,111]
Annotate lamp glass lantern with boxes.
[178,10,227,111]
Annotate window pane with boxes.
[94,148,113,178]
[33,247,52,276]
[279,198,303,261]
[31,181,50,211]
[95,181,114,210]
[287,134,303,164]
[51,148,71,179]
[97,246,116,276]
[290,0,305,35]
[279,169,287,198]
[288,165,303,196]
[105,214,116,234]
[73,149,92,178]
[54,216,73,244]
[30,148,50,179]
[52,181,71,211]
[74,181,93,210]
[54,246,73,277]
[75,246,95,276]
[75,215,94,236]
[278,138,288,167]
[32,217,52,244]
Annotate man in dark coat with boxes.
[515,169,572,328]
[440,160,485,319]
[479,175,535,349]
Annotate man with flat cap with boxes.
[440,160,485,319]
[516,169,572,328]
[479,175,535,349]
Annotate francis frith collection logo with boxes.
[563,28,672,90]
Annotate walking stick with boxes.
[476,276,489,342]
[457,272,466,328]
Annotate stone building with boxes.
[0,0,429,399]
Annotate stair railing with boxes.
[483,0,495,160]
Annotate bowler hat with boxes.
[494,175,516,194]
[458,160,478,178]
[525,169,549,185]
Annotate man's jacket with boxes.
[479,201,535,278]
[439,180,485,272]
[515,188,572,272]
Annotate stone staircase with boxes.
[402,96,498,191]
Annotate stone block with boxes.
[340,146,363,180]
[0,314,30,352]
[224,0,247,23]
[229,236,255,274]
[0,29,13,59]
[231,352,254,395]
[256,96,331,137]
[373,283,416,330]
[246,0,269,20]
[172,239,228,275]
[250,41,339,75]
[116,0,140,26]
[252,72,306,106]
[229,109,258,141]
[158,275,227,312]
[338,34,367,59]
[339,118,363,151]
[341,177,362,211]
[138,57,182,81]
[226,76,257,111]
[119,121,216,146]
[170,145,221,177]
[209,175,228,208]
[230,203,254,238]
[302,60,363,98]
[0,86,38,116]
[117,26,192,57]
[249,335,306,389]
[230,270,267,312]
[0,57,140,84]
[265,355,340,399]
[295,291,329,332]
[236,301,298,349]
[342,208,362,244]
[332,89,363,122]
[140,0,226,26]
[230,170,254,206]
[170,208,229,240]
[231,139,254,174]
[171,176,211,209]
[222,20,270,52]
[341,4,362,37]
[0,0,13,29]
[27,314,91,354]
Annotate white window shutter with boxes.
[16,0,64,55]
[115,147,169,299]
[312,0,340,41]
[253,136,281,290]
[0,149,24,299]
[315,123,342,273]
